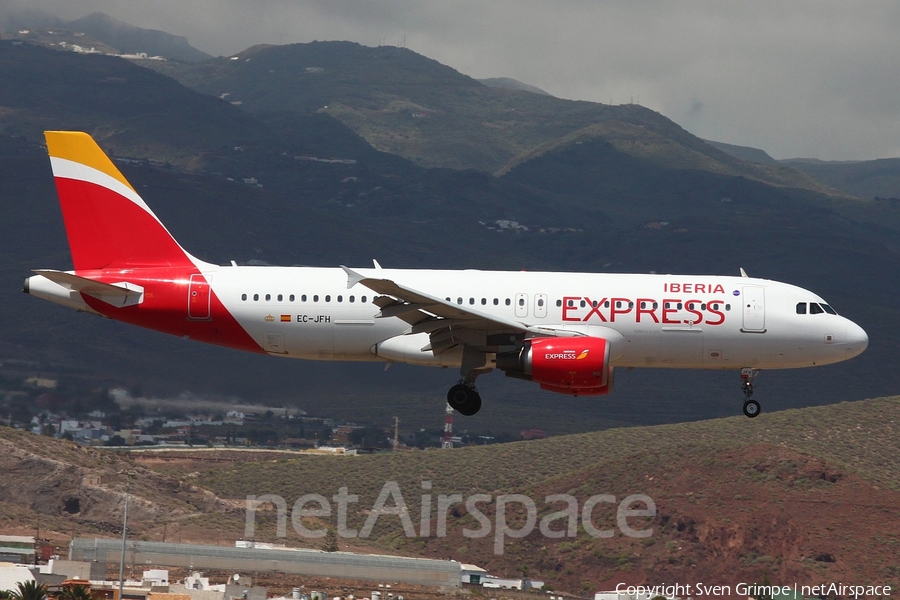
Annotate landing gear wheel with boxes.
[739,368,762,418]
[743,399,761,418]
[447,383,482,416]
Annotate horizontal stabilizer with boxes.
[33,270,144,307]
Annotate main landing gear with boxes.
[740,367,761,418]
[447,350,491,416]
[447,380,482,416]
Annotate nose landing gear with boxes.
[740,367,761,418]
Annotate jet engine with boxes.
[497,337,614,396]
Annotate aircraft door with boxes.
[515,293,528,318]
[188,274,211,320]
[263,332,286,354]
[742,286,766,332]
[534,294,548,318]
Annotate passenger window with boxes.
[457,297,463,305]
[567,299,574,307]
[277,294,283,302]
[325,295,331,302]
[337,295,342,302]
[677,303,682,310]
[313,295,319,302]
[700,303,706,310]
[349,296,355,303]
[556,299,562,307]
[253,294,259,301]
[725,304,731,311]
[241,294,247,301]
[265,294,271,301]
[505,298,511,306]
[494,298,499,306]
[640,301,646,309]
[604,301,610,308]
[289,294,295,302]
[653,302,658,309]
[538,298,544,307]
[810,303,824,314]
[301,294,307,302]
[822,304,837,315]
[518,298,525,306]
[580,300,586,308]
[616,301,622,309]
[796,302,807,314]
[628,302,634,309]
[361,296,367,303]
[481,298,487,305]
[469,298,475,305]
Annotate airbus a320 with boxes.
[24,132,869,418]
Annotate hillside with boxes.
[782,158,900,201]
[707,140,900,200]
[68,12,212,62]
[3,397,898,590]
[2,11,211,63]
[141,41,847,198]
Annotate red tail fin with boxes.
[45,131,196,271]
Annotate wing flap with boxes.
[341,265,538,335]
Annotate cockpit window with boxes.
[796,302,807,314]
[809,303,824,315]
[821,304,837,315]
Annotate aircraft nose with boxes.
[845,321,868,358]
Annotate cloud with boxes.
[3,0,899,160]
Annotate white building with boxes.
[0,563,35,593]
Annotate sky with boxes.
[3,0,899,161]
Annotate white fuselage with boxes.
[204,266,868,370]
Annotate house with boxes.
[460,563,487,585]
[0,563,35,591]
[0,536,35,564]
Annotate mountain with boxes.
[1,11,211,63]
[780,157,900,201]
[67,12,212,62]
[140,41,846,197]
[478,76,552,96]
[705,139,778,164]
[707,139,900,200]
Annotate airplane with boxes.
[24,131,869,418]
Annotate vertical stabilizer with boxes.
[45,131,197,270]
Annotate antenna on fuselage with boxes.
[740,267,749,278]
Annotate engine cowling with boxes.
[497,337,614,396]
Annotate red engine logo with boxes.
[529,337,613,396]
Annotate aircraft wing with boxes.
[341,266,577,355]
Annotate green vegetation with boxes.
[11,581,47,600]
